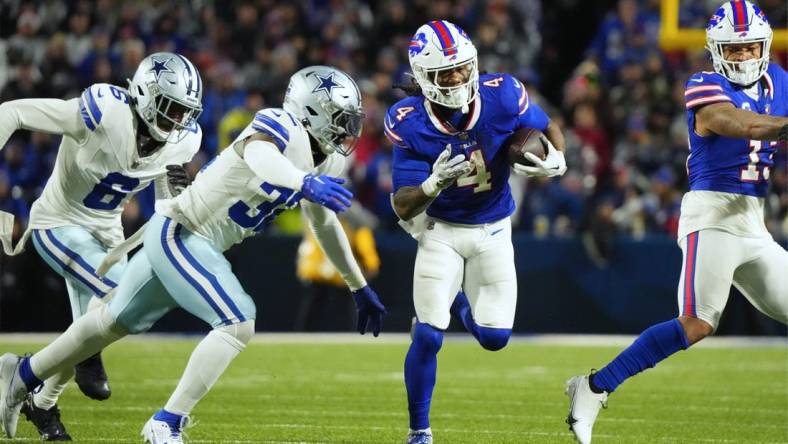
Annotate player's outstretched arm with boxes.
[392,145,471,220]
[238,133,309,190]
[0,98,88,149]
[302,201,387,336]
[695,102,788,140]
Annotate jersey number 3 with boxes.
[83,173,140,210]
[229,182,303,232]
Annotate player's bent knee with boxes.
[678,316,714,344]
[476,327,511,351]
[215,320,255,349]
[412,322,444,354]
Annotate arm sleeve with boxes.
[517,101,550,131]
[505,76,550,131]
[392,144,431,191]
[0,98,87,149]
[243,139,308,191]
[302,200,367,291]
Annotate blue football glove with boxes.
[301,174,353,213]
[352,286,387,337]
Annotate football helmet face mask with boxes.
[283,65,364,156]
[409,20,479,111]
[706,0,772,86]
[128,52,203,143]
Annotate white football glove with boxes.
[512,135,567,178]
[421,145,472,197]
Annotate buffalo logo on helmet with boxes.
[409,32,428,57]
[707,8,725,30]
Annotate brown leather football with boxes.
[506,128,547,167]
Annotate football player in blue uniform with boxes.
[386,20,568,444]
[566,2,788,443]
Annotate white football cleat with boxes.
[407,429,433,444]
[565,374,608,444]
[141,414,190,444]
[0,353,28,438]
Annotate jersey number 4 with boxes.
[83,173,140,210]
[456,149,491,193]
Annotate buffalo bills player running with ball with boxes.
[566,2,788,443]
[387,21,568,444]
[0,52,203,440]
[0,65,386,443]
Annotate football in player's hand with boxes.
[506,128,546,167]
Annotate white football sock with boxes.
[163,322,252,416]
[33,367,74,410]
[30,304,127,381]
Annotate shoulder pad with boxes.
[480,73,529,117]
[79,84,132,132]
[684,71,732,110]
[251,108,300,152]
[384,98,421,145]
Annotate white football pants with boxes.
[678,229,788,329]
[413,217,517,330]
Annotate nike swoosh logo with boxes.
[271,110,282,117]
[491,228,503,236]
[689,76,704,83]
[96,88,104,97]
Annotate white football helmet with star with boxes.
[283,65,364,156]
[128,52,203,142]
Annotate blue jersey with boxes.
[387,73,550,224]
[685,63,787,198]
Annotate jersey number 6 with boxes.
[83,172,140,210]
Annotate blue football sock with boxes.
[592,318,690,393]
[451,292,511,351]
[154,409,185,432]
[404,323,443,431]
[451,292,480,339]
[19,357,43,391]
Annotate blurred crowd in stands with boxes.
[1,0,786,247]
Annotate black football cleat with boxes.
[21,397,72,441]
[74,353,111,401]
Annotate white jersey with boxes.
[157,108,344,251]
[0,84,202,251]
[677,190,771,241]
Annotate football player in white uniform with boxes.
[0,65,387,443]
[0,52,203,440]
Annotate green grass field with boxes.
[0,335,785,443]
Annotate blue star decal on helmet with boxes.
[149,57,175,81]
[312,72,343,97]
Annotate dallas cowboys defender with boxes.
[0,52,203,440]
[0,66,386,443]
[387,20,567,444]
[566,2,788,443]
